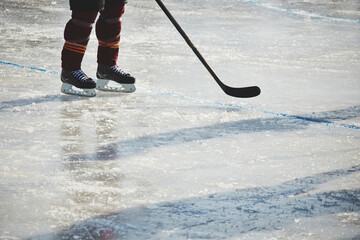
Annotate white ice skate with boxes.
[61,69,97,97]
[96,79,135,93]
[96,64,136,93]
[61,83,96,97]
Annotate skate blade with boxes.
[61,83,96,97]
[96,79,136,93]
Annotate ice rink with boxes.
[0,0,359,239]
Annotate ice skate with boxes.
[61,69,96,97]
[96,64,136,93]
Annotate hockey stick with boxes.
[155,0,261,98]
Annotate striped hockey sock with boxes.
[61,12,98,71]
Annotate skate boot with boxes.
[96,64,136,93]
[61,69,96,97]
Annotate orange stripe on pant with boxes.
[65,41,87,49]
[64,46,86,54]
[63,41,87,54]
[98,40,120,49]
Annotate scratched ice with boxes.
[0,0,359,239]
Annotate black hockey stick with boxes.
[155,0,261,98]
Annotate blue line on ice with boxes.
[1,60,359,131]
[0,61,59,75]
[242,0,360,24]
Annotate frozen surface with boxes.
[0,0,359,239]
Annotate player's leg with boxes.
[95,0,135,93]
[60,0,101,96]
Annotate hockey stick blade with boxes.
[155,0,261,98]
[222,84,261,98]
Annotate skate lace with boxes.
[72,70,88,82]
[110,65,130,77]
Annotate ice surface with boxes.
[0,0,359,239]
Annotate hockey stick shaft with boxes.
[155,0,261,98]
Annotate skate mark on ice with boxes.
[241,0,360,24]
[30,166,360,239]
[65,117,306,161]
[257,105,360,130]
[151,88,360,131]
[0,95,88,110]
[66,105,360,162]
[1,60,359,131]
[0,95,59,110]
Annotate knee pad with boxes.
[64,12,98,43]
[96,4,125,42]
[95,16,121,44]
